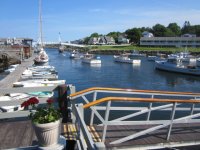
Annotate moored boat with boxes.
[69,50,82,59]
[114,53,141,64]
[82,53,101,64]
[155,56,200,76]
[34,49,49,64]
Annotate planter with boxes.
[33,119,61,147]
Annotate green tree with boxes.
[195,25,200,36]
[167,23,181,36]
[125,28,141,44]
[90,32,99,37]
[83,37,90,44]
[107,32,121,43]
[152,24,167,37]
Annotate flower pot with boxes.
[33,119,61,147]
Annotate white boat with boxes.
[13,79,65,87]
[34,49,49,64]
[82,53,101,64]
[155,57,200,76]
[28,65,55,71]
[58,45,65,53]
[34,0,49,64]
[70,50,82,59]
[4,64,19,73]
[114,54,141,64]
[129,50,146,58]
[196,58,200,67]
[147,56,157,61]
[0,93,30,112]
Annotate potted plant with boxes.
[21,97,62,147]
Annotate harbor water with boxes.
[47,48,200,93]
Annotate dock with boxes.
[0,56,34,88]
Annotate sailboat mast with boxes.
[39,0,43,48]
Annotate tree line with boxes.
[83,21,200,45]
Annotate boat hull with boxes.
[155,61,200,76]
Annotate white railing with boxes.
[69,87,200,149]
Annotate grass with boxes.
[88,45,200,52]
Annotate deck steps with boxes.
[62,123,101,142]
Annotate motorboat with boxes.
[114,53,141,64]
[147,56,157,61]
[13,79,65,87]
[155,56,200,76]
[58,45,65,53]
[82,53,101,64]
[0,93,30,112]
[69,50,82,59]
[129,50,146,58]
[4,64,19,73]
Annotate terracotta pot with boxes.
[33,119,61,147]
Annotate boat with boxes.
[129,50,146,58]
[4,64,19,73]
[34,48,49,65]
[114,53,141,64]
[69,50,82,59]
[147,53,166,62]
[34,0,49,64]
[13,79,65,87]
[58,45,65,53]
[155,56,200,76]
[82,53,101,64]
[0,93,30,112]
[147,55,157,61]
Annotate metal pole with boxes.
[90,91,97,125]
[102,101,111,141]
[167,102,177,141]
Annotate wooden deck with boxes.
[93,123,200,149]
[0,56,34,89]
[1,119,200,149]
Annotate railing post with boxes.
[190,97,197,115]
[146,95,154,121]
[167,102,177,141]
[58,84,68,123]
[102,101,111,142]
[90,91,97,125]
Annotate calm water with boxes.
[46,48,200,93]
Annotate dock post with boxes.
[58,84,68,123]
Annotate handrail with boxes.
[70,87,200,98]
[83,97,200,109]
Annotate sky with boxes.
[0,0,200,42]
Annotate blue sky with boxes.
[0,0,200,42]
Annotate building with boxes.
[0,38,7,45]
[88,37,99,45]
[142,31,154,38]
[140,37,200,47]
[118,35,129,44]
[88,36,115,45]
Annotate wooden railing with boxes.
[70,87,200,149]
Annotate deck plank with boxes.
[93,123,200,149]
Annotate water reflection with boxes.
[90,64,101,67]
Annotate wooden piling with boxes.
[58,84,68,123]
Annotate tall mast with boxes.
[39,0,43,49]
